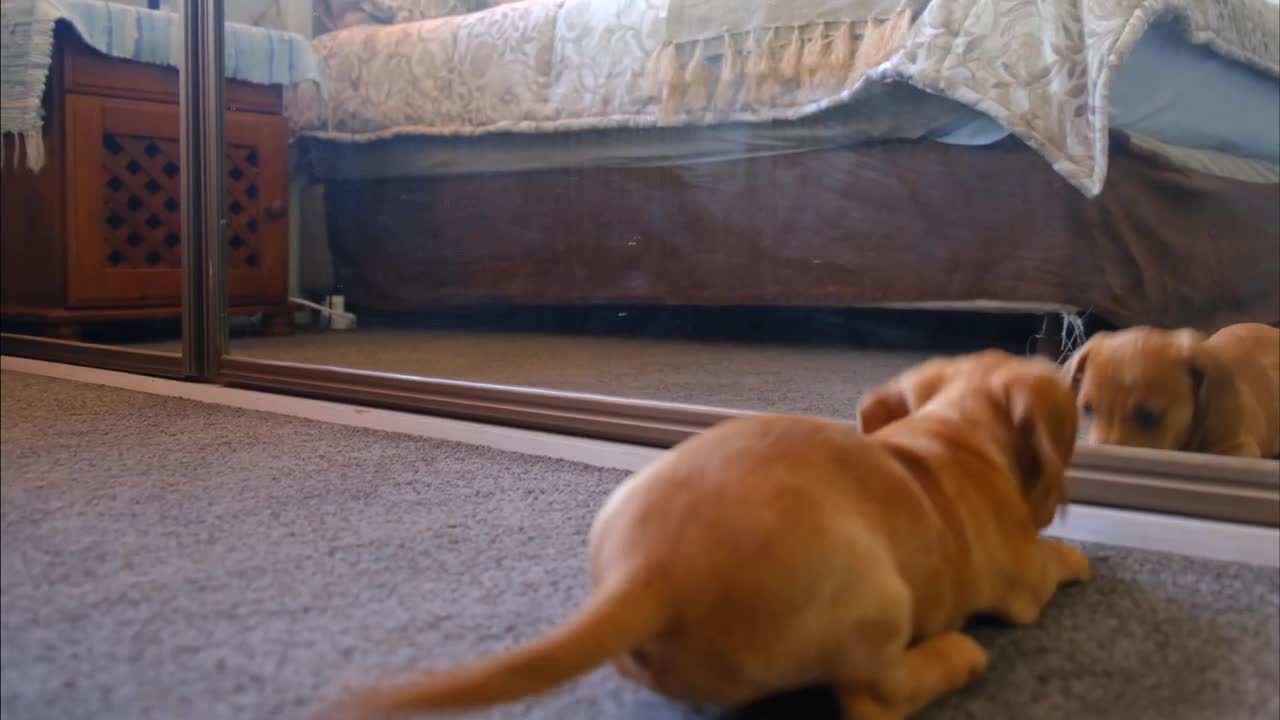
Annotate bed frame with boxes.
[312,133,1278,347]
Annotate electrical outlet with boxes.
[326,294,355,330]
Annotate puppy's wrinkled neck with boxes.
[879,390,1024,487]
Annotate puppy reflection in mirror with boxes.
[1063,323,1279,458]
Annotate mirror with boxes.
[209,2,1275,461]
[1,18,187,356]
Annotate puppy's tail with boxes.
[345,574,667,717]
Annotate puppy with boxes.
[1063,323,1280,458]
[322,350,1088,720]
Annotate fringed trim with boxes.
[780,26,803,81]
[711,33,740,112]
[815,21,855,91]
[647,5,916,123]
[744,27,776,109]
[683,38,711,115]
[851,5,913,79]
[1,130,46,174]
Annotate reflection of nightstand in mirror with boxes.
[1,26,293,340]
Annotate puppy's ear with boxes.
[1006,374,1077,529]
[1178,331,1241,453]
[1061,333,1104,395]
[857,383,911,434]
[857,360,951,433]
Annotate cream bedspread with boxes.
[288,0,1278,196]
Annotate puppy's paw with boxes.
[995,595,1043,626]
[842,693,905,720]
[1056,543,1091,583]
[934,632,989,687]
[841,634,987,720]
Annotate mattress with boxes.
[288,0,1279,196]
[934,17,1280,165]
[302,85,1280,185]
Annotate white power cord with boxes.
[289,296,357,331]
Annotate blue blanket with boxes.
[1,0,320,170]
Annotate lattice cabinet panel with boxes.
[62,93,288,309]
[102,134,183,270]
[226,145,266,271]
[100,135,268,272]
[0,28,293,338]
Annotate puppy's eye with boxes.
[1081,402,1094,418]
[1132,406,1163,431]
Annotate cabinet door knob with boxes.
[265,201,287,221]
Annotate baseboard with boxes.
[4,355,1277,567]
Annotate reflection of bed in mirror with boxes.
[293,0,1280,341]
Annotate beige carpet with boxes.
[2,371,1278,720]
[218,330,932,416]
[127,305,1039,415]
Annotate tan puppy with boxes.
[1063,323,1280,458]
[321,350,1088,720]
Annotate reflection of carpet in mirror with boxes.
[209,329,933,417]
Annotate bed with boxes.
[291,0,1280,334]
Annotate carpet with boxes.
[132,306,1051,416]
[2,371,1277,720]
[220,329,932,417]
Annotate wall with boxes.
[112,1,314,38]
[222,0,314,38]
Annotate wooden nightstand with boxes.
[1,26,293,340]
